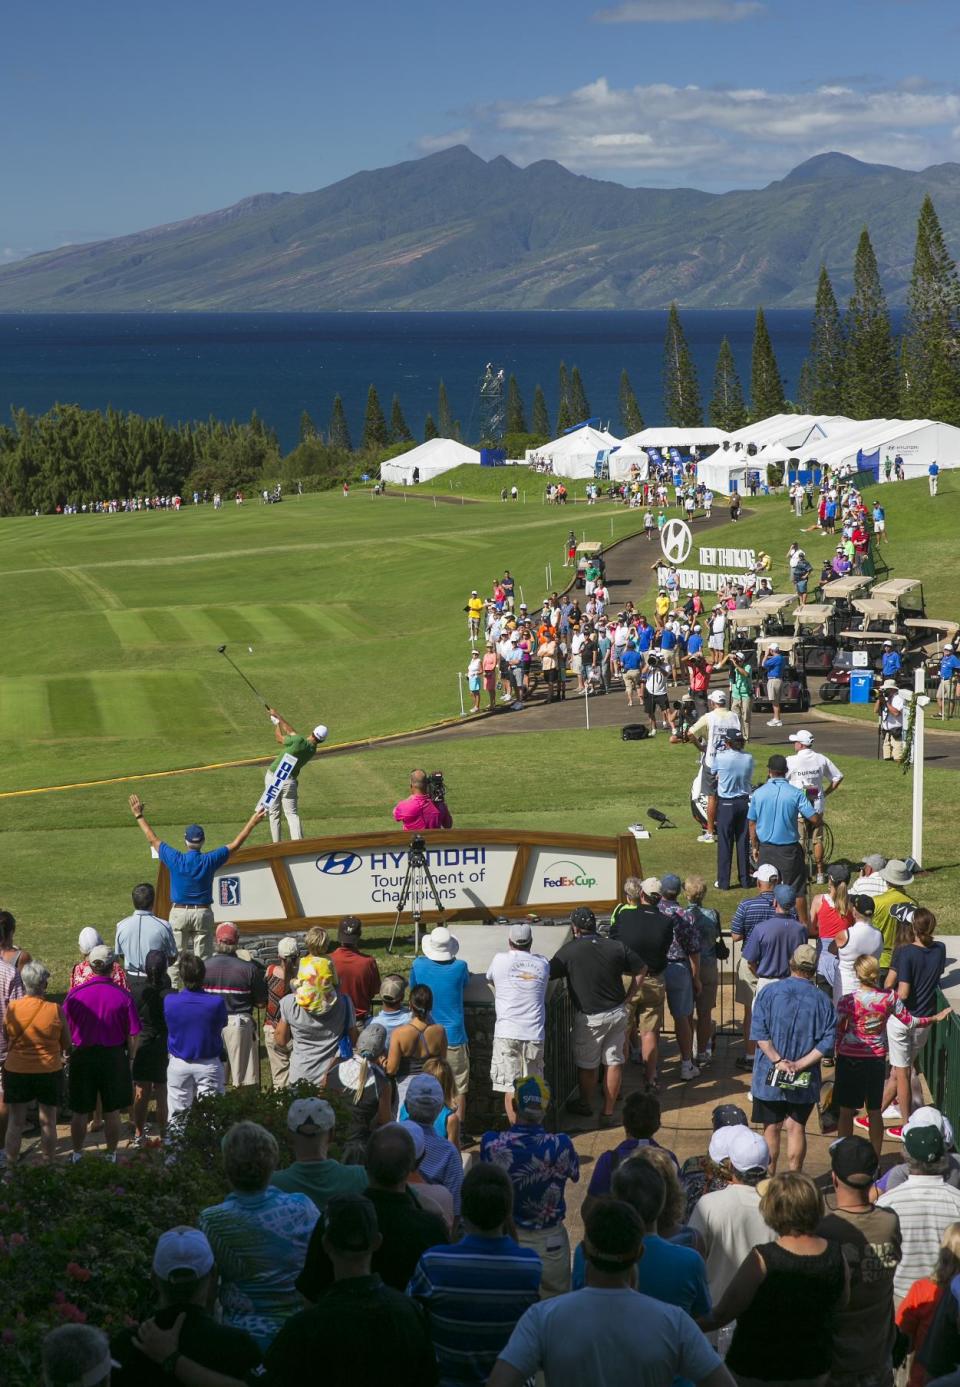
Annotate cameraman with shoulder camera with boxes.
[393,769,453,831]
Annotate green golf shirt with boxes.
[730,663,753,699]
[269,733,317,779]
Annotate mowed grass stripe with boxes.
[47,676,106,738]
[139,674,230,738]
[89,675,163,739]
[105,611,169,648]
[0,678,55,738]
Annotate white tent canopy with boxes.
[379,437,480,485]
[609,443,649,482]
[622,426,726,451]
[527,424,621,480]
[819,419,960,477]
[697,456,752,495]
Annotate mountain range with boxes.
[2,146,960,311]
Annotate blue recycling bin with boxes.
[849,671,874,704]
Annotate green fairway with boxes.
[2,468,959,979]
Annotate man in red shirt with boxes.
[392,770,453,832]
[330,918,381,1026]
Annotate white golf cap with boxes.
[903,1105,955,1150]
[508,921,532,945]
[755,863,781,883]
[727,1127,771,1173]
[769,642,780,651]
[640,876,662,896]
[708,690,727,704]
[287,1097,336,1134]
[790,729,814,745]
[708,1126,740,1164]
[312,724,329,742]
[153,1226,215,1280]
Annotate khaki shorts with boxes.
[573,1006,628,1069]
[490,1037,545,1093]
[799,816,824,846]
[736,952,758,1006]
[446,1042,470,1095]
[626,975,665,1034]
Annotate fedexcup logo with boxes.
[316,851,362,875]
[542,859,598,889]
[660,518,692,565]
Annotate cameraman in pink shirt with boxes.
[393,770,453,831]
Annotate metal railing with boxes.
[918,989,960,1129]
[544,982,580,1125]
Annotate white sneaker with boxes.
[766,718,782,727]
[648,728,656,737]
[70,1152,84,1164]
[697,831,716,843]
[882,1104,902,1121]
[680,1060,700,1080]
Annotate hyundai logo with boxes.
[316,851,363,876]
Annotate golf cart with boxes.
[792,603,838,640]
[574,541,604,589]
[751,635,812,713]
[871,578,926,621]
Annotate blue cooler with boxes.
[849,671,874,704]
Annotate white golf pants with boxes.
[264,771,302,841]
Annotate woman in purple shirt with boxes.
[163,953,228,1123]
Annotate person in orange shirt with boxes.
[3,962,71,1165]
[897,1221,960,1386]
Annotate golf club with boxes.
[217,644,271,709]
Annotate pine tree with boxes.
[749,308,785,422]
[328,395,352,452]
[532,384,550,437]
[389,394,412,443]
[662,304,702,427]
[361,384,388,451]
[900,195,960,425]
[437,379,453,437]
[618,369,644,435]
[842,228,897,419]
[569,365,590,422]
[796,358,815,415]
[807,266,845,414]
[709,337,747,432]
[424,413,439,440]
[505,375,526,433]
[299,410,318,444]
[556,362,573,433]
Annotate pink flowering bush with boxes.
[0,1083,347,1386]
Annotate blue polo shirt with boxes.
[742,915,807,980]
[621,647,642,672]
[636,626,654,652]
[158,842,231,905]
[939,654,960,680]
[571,1234,711,1319]
[409,956,469,1046]
[747,777,814,845]
[660,629,677,652]
[715,748,755,799]
[687,633,703,656]
[881,650,902,677]
[762,653,785,680]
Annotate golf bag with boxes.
[621,724,649,741]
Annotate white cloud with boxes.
[424,76,960,188]
[594,0,764,21]
[0,247,31,264]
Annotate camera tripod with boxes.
[387,835,446,955]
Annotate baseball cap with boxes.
[471,589,478,595]
[755,863,781,883]
[883,640,893,648]
[773,883,797,909]
[767,754,788,774]
[851,894,876,917]
[380,975,406,1003]
[277,936,299,958]
[826,863,850,885]
[153,1226,215,1281]
[88,944,113,966]
[356,1023,387,1057]
[708,690,727,704]
[660,873,682,895]
[338,916,362,942]
[215,922,239,945]
[571,906,596,932]
[405,1073,445,1122]
[312,724,329,743]
[727,1128,770,1174]
[769,642,780,651]
[398,1119,426,1161]
[184,824,205,844]
[509,921,533,946]
[790,729,814,746]
[324,1194,380,1253]
[708,1126,741,1164]
[712,1103,749,1130]
[78,927,103,954]
[860,853,888,872]
[287,1097,336,1134]
[904,1106,955,1150]
[791,942,818,973]
[514,1074,551,1116]
[640,876,662,897]
[830,1135,879,1187]
[905,1124,946,1165]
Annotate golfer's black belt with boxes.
[171,902,213,908]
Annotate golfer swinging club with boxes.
[265,709,328,841]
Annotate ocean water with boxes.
[0,309,835,453]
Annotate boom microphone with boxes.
[647,807,677,830]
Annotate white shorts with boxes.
[887,1016,931,1069]
[573,1006,628,1069]
[709,635,725,652]
[490,1037,546,1093]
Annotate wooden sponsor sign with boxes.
[155,829,642,935]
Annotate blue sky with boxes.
[2,0,957,261]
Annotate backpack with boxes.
[622,724,649,741]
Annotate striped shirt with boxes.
[202,952,268,1016]
[409,1121,464,1215]
[877,1176,960,1302]
[730,892,778,943]
[408,1234,542,1384]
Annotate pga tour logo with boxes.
[219,878,241,907]
[542,859,598,889]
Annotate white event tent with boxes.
[623,426,727,452]
[379,437,481,485]
[527,424,621,480]
[818,419,960,478]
